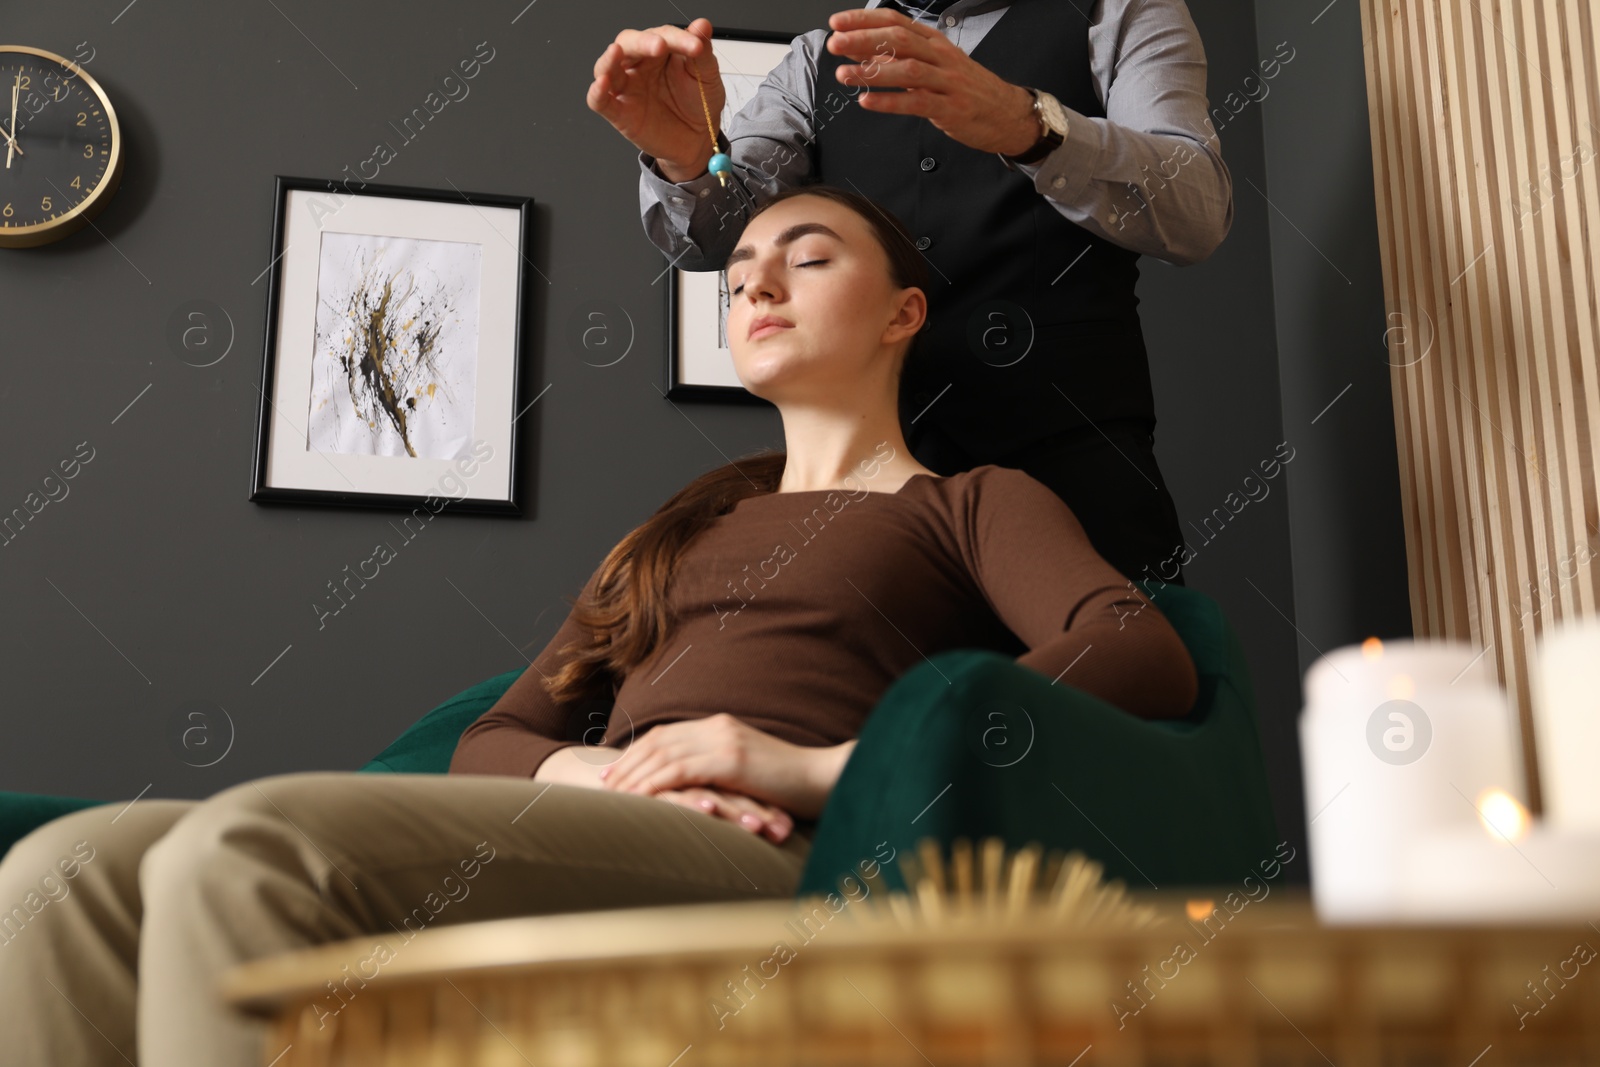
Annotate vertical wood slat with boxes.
[1359,0,1600,814]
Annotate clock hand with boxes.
[5,75,18,169]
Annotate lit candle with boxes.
[1399,790,1600,922]
[1299,637,1526,923]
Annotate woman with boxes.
[0,185,1197,1067]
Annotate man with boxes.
[589,0,1231,585]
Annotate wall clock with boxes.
[0,45,123,249]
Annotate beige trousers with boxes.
[0,772,813,1067]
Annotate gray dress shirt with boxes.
[638,0,1232,271]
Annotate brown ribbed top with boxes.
[449,464,1198,781]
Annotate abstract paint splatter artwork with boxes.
[306,232,483,460]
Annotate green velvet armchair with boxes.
[1,581,1280,897]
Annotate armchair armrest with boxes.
[794,644,1280,897]
[0,791,106,861]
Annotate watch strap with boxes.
[1000,87,1064,170]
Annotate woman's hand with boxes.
[599,714,855,821]
[653,785,795,844]
[535,746,795,842]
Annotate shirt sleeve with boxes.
[448,564,615,778]
[638,28,826,272]
[956,465,1199,719]
[1015,0,1234,266]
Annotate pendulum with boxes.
[692,58,732,187]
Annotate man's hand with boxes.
[654,785,796,843]
[588,16,725,182]
[826,7,1041,156]
[599,713,856,821]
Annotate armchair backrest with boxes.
[358,669,523,775]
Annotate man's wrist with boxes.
[656,129,725,184]
[658,157,709,183]
[1000,84,1044,158]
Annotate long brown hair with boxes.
[542,184,930,705]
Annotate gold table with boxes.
[223,879,1600,1066]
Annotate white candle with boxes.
[1531,617,1600,832]
[1399,812,1600,923]
[1299,638,1525,923]
[1304,637,1496,709]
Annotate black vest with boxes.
[810,0,1155,460]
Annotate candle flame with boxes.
[1185,899,1215,921]
[1386,673,1416,700]
[1477,788,1530,843]
[1362,637,1384,659]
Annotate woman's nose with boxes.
[740,262,783,301]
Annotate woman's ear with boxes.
[885,286,927,344]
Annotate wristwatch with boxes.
[999,86,1069,170]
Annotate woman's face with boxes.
[724,195,924,400]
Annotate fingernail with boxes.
[698,798,715,810]
[740,814,760,828]
[598,768,610,779]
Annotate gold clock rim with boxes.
[0,44,125,250]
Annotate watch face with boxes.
[1036,91,1070,138]
[0,47,121,246]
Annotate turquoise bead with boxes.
[708,153,732,175]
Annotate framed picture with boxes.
[251,175,532,514]
[665,26,798,402]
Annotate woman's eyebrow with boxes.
[726,223,843,268]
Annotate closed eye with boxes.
[731,259,828,296]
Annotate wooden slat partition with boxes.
[1358,0,1599,813]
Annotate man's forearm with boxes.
[1018,0,1233,265]
[1020,118,1233,265]
[638,149,743,272]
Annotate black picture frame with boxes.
[663,25,801,403]
[251,175,533,515]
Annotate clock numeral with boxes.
[70,176,82,190]
[2,204,11,218]
[76,112,87,127]
[41,196,52,213]
[15,76,28,91]
[83,144,94,158]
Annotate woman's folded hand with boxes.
[652,785,795,843]
[597,713,855,821]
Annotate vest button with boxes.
[915,236,932,250]
[920,157,936,172]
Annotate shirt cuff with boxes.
[639,143,726,221]
[1019,104,1102,204]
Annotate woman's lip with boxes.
[749,322,793,340]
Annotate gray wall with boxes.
[0,1,1409,884]
[1247,0,1415,882]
